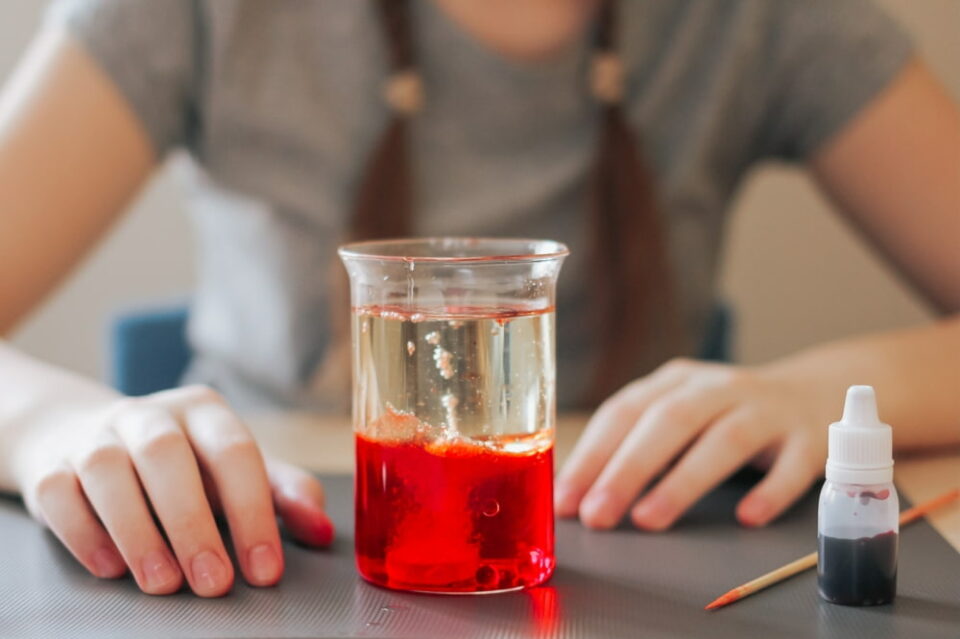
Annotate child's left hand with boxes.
[555,358,831,530]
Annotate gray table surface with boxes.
[2,472,958,639]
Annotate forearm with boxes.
[0,29,155,332]
[0,340,119,493]
[761,316,960,451]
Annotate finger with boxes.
[31,466,127,579]
[114,406,234,597]
[182,402,285,586]
[578,385,737,529]
[555,364,689,516]
[266,457,335,547]
[736,440,818,527]
[630,409,770,531]
[200,468,223,514]
[70,429,183,595]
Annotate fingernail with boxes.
[738,497,770,527]
[247,544,281,585]
[91,547,124,578]
[632,494,672,530]
[142,550,179,590]
[312,512,335,546]
[191,550,229,594]
[580,491,616,529]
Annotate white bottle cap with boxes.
[825,385,893,484]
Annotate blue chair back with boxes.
[699,302,733,363]
[110,306,191,396]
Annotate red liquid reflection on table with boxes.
[355,431,555,593]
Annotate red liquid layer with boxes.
[355,433,555,593]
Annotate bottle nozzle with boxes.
[826,385,893,483]
[841,385,881,428]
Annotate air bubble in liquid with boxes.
[425,331,440,345]
[481,499,500,517]
[476,565,498,587]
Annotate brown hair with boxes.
[350,0,672,408]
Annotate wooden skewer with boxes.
[704,487,960,611]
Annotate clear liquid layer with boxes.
[353,306,555,443]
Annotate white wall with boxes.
[3,1,958,381]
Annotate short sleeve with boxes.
[45,0,200,156]
[752,0,914,161]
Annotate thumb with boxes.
[265,457,335,547]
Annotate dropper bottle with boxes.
[817,385,899,605]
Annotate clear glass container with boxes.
[339,237,568,593]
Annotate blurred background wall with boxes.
[3,1,958,381]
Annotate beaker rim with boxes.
[338,237,569,263]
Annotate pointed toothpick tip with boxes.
[705,591,738,611]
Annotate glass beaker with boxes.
[339,237,568,594]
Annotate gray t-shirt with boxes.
[48,0,912,412]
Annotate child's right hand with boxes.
[13,385,334,597]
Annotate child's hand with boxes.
[15,385,334,597]
[555,359,830,531]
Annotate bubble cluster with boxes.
[433,346,455,379]
[441,392,460,433]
